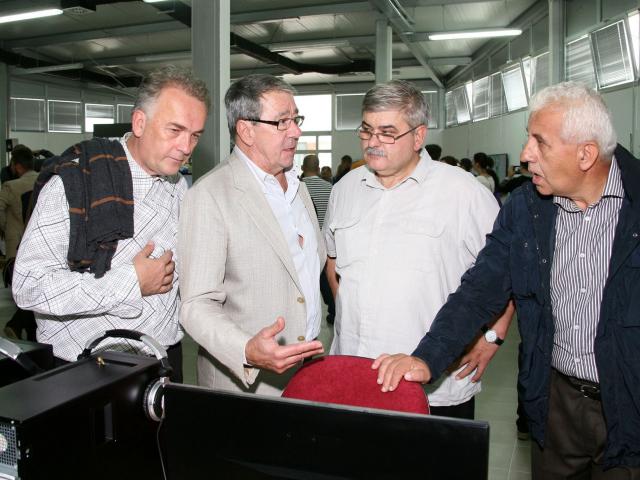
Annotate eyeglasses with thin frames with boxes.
[243,115,305,131]
[356,124,423,144]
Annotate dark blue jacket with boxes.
[414,144,640,468]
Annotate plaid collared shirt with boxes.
[12,134,186,361]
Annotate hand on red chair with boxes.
[372,353,432,392]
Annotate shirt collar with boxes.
[554,156,623,212]
[121,132,166,182]
[361,149,431,190]
[235,146,300,196]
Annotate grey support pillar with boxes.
[375,19,392,84]
[548,0,565,85]
[0,63,8,168]
[191,0,230,181]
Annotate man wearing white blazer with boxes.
[178,74,325,396]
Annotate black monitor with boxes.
[93,123,132,139]
[162,384,490,479]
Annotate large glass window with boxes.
[452,85,471,124]
[85,103,115,133]
[295,94,332,132]
[566,35,597,88]
[489,73,507,117]
[423,91,439,129]
[531,52,550,96]
[335,94,364,131]
[48,100,82,133]
[10,97,46,132]
[591,20,635,88]
[445,91,457,127]
[472,77,490,122]
[295,94,332,169]
[294,135,332,170]
[629,11,639,72]
[502,66,528,112]
[117,104,134,123]
[522,57,532,97]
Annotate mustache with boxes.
[365,147,386,157]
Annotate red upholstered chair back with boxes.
[282,355,429,415]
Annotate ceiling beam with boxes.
[2,21,186,49]
[368,0,443,87]
[0,46,139,87]
[231,2,370,24]
[402,0,505,5]
[429,56,472,66]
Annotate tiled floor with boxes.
[0,286,531,479]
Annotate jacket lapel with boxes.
[526,183,557,305]
[228,154,303,293]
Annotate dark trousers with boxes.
[532,369,640,479]
[4,308,37,341]
[429,396,475,420]
[319,270,335,323]
[53,341,183,383]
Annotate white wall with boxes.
[602,86,635,151]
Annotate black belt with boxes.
[556,370,601,400]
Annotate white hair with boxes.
[529,81,617,159]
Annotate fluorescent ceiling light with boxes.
[428,28,522,41]
[0,9,63,24]
[143,0,170,3]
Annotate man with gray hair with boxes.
[178,74,325,395]
[324,79,507,419]
[374,82,640,476]
[13,65,209,381]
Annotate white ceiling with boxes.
[0,0,542,92]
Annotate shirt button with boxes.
[575,358,581,363]
[580,288,587,293]
[297,336,306,342]
[579,252,585,258]
[584,216,591,222]
[573,325,580,330]
[297,297,305,304]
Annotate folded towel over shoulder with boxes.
[33,138,134,278]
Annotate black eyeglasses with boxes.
[243,115,305,131]
[356,124,422,144]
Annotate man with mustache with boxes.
[13,66,209,380]
[374,82,640,477]
[178,74,325,395]
[324,80,505,418]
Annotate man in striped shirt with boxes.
[301,154,334,324]
[374,82,640,477]
[301,154,332,229]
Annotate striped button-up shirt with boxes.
[550,157,624,383]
